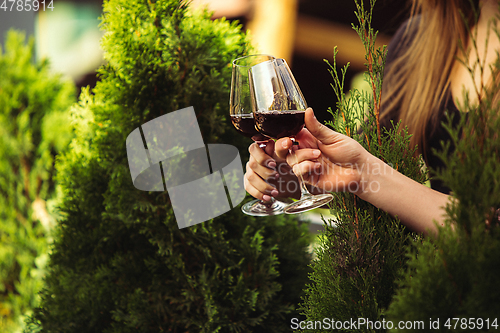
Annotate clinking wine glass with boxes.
[249,58,334,214]
[230,54,288,216]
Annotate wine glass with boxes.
[230,54,288,216]
[249,58,334,214]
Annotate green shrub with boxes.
[297,1,425,331]
[25,1,311,332]
[0,30,75,333]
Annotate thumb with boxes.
[304,108,339,145]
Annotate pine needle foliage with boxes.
[386,7,500,331]
[25,1,311,332]
[0,31,75,333]
[297,1,426,331]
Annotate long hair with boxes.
[380,0,480,157]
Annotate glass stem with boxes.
[262,197,276,206]
[257,140,276,203]
[298,175,312,199]
[290,137,312,199]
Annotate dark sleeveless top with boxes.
[381,18,463,194]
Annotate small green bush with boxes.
[0,30,75,333]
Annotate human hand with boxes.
[275,108,370,195]
[244,139,301,201]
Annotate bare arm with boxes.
[272,108,451,236]
[356,154,450,235]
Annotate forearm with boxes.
[357,155,450,236]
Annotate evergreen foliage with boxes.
[0,31,75,333]
[297,1,426,331]
[26,1,311,332]
[386,9,500,331]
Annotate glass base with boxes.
[242,198,287,216]
[284,193,334,214]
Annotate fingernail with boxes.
[267,161,276,168]
[271,189,279,197]
[275,173,279,178]
[262,195,271,201]
[313,150,321,158]
[281,140,289,149]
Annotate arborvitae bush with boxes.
[386,12,500,332]
[297,1,425,331]
[26,1,311,332]
[0,31,75,333]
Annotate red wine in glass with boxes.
[253,110,305,139]
[230,114,269,142]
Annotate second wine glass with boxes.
[230,54,288,216]
[249,58,334,214]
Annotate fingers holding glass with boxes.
[244,165,279,201]
[246,155,279,184]
[248,142,278,170]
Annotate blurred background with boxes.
[1,0,409,124]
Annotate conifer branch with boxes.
[363,18,382,149]
[353,0,385,156]
[301,0,426,326]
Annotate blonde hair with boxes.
[381,0,478,156]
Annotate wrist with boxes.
[354,153,385,200]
